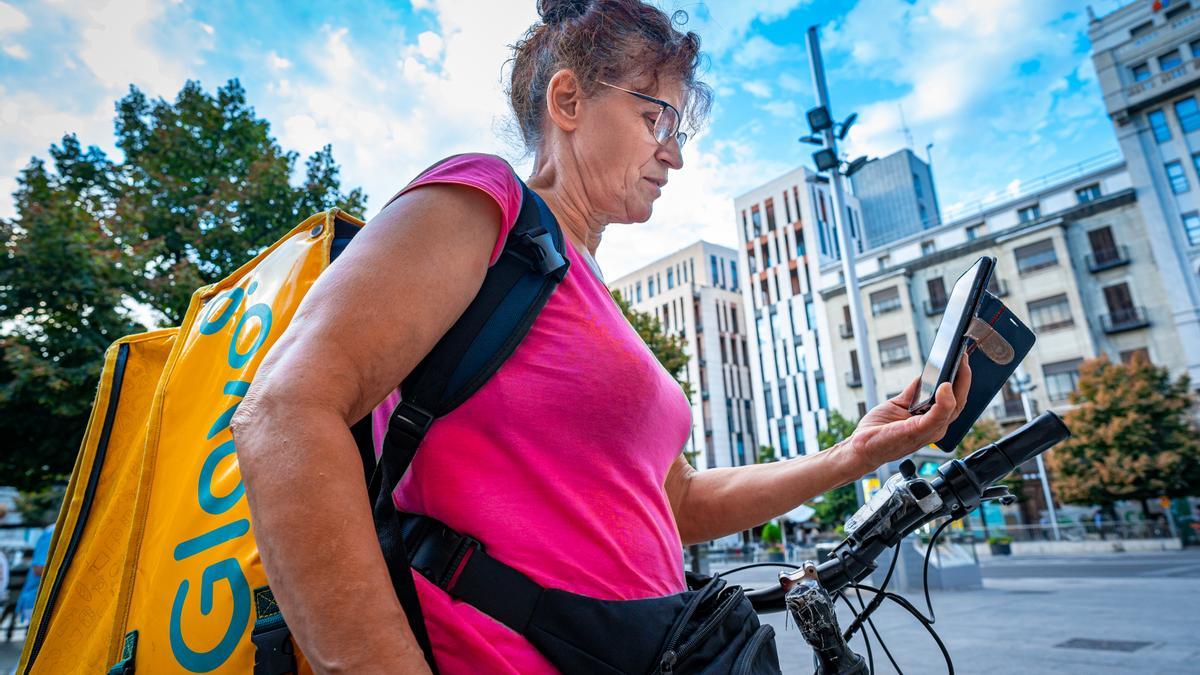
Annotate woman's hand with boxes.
[845,356,972,476]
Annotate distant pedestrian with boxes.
[15,524,54,624]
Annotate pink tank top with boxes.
[370,153,692,673]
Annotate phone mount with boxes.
[935,290,1037,451]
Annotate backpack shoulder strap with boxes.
[364,180,569,671]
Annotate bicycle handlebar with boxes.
[745,411,1071,611]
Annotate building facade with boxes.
[608,241,756,470]
[1090,0,1200,386]
[815,157,1189,520]
[849,148,941,249]
[734,167,865,461]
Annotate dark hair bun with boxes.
[538,0,590,25]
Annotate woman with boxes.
[232,1,971,672]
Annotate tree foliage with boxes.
[812,410,860,526]
[1046,355,1200,508]
[0,79,364,490]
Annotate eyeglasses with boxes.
[598,80,687,149]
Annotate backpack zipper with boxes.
[658,586,744,672]
[23,342,130,673]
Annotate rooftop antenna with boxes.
[898,102,914,150]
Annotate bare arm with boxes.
[231,184,504,674]
[666,363,971,544]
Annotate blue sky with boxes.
[0,0,1124,279]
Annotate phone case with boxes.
[934,290,1036,452]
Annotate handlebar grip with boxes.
[964,411,1070,486]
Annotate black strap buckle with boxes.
[518,230,569,280]
[390,400,435,439]
[251,624,296,675]
[408,520,483,590]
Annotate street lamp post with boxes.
[1012,369,1062,541]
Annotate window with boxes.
[765,198,777,231]
[1175,97,1200,133]
[1017,204,1041,223]
[1159,49,1184,71]
[921,240,936,255]
[778,383,790,416]
[1103,282,1137,317]
[1192,38,1200,59]
[965,224,983,240]
[742,210,751,242]
[784,193,792,224]
[927,277,947,313]
[878,335,911,367]
[1014,238,1058,275]
[1120,348,1150,364]
[1075,184,1102,203]
[1148,109,1172,142]
[1183,211,1200,246]
[635,281,642,302]
[790,267,801,296]
[1027,294,1074,331]
[1166,2,1193,20]
[667,267,674,289]
[730,260,738,291]
[751,206,762,236]
[877,254,890,271]
[648,276,656,297]
[710,255,719,287]
[1043,359,1083,403]
[1131,62,1151,82]
[1166,160,1190,193]
[1088,226,1122,265]
[1129,20,1153,39]
[869,287,902,315]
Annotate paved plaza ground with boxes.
[3,550,1197,673]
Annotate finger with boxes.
[914,381,957,439]
[952,356,972,418]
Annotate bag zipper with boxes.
[732,624,776,675]
[659,586,745,672]
[657,577,725,672]
[23,343,130,673]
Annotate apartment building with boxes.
[733,167,865,460]
[608,241,756,470]
[1090,0,1200,385]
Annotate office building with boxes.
[849,148,941,249]
[733,168,865,461]
[609,241,756,470]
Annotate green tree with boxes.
[0,79,364,490]
[113,79,366,324]
[757,444,777,464]
[0,139,140,490]
[1046,355,1200,515]
[811,410,860,526]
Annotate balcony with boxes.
[923,298,948,316]
[1101,306,1151,334]
[838,323,854,339]
[846,370,862,388]
[992,396,1038,423]
[1086,245,1131,273]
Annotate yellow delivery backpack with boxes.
[18,172,573,674]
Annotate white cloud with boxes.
[742,80,772,98]
[760,100,798,119]
[685,1,812,56]
[3,42,27,59]
[732,35,787,68]
[0,2,29,34]
[828,0,1105,205]
[779,72,806,93]
[268,51,291,70]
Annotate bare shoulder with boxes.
[248,181,505,424]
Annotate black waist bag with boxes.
[400,513,782,674]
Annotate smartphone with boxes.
[909,256,996,415]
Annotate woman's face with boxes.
[572,74,686,224]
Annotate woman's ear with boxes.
[545,68,583,134]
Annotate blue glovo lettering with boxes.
[171,274,277,671]
[170,558,251,673]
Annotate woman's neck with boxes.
[527,156,608,258]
